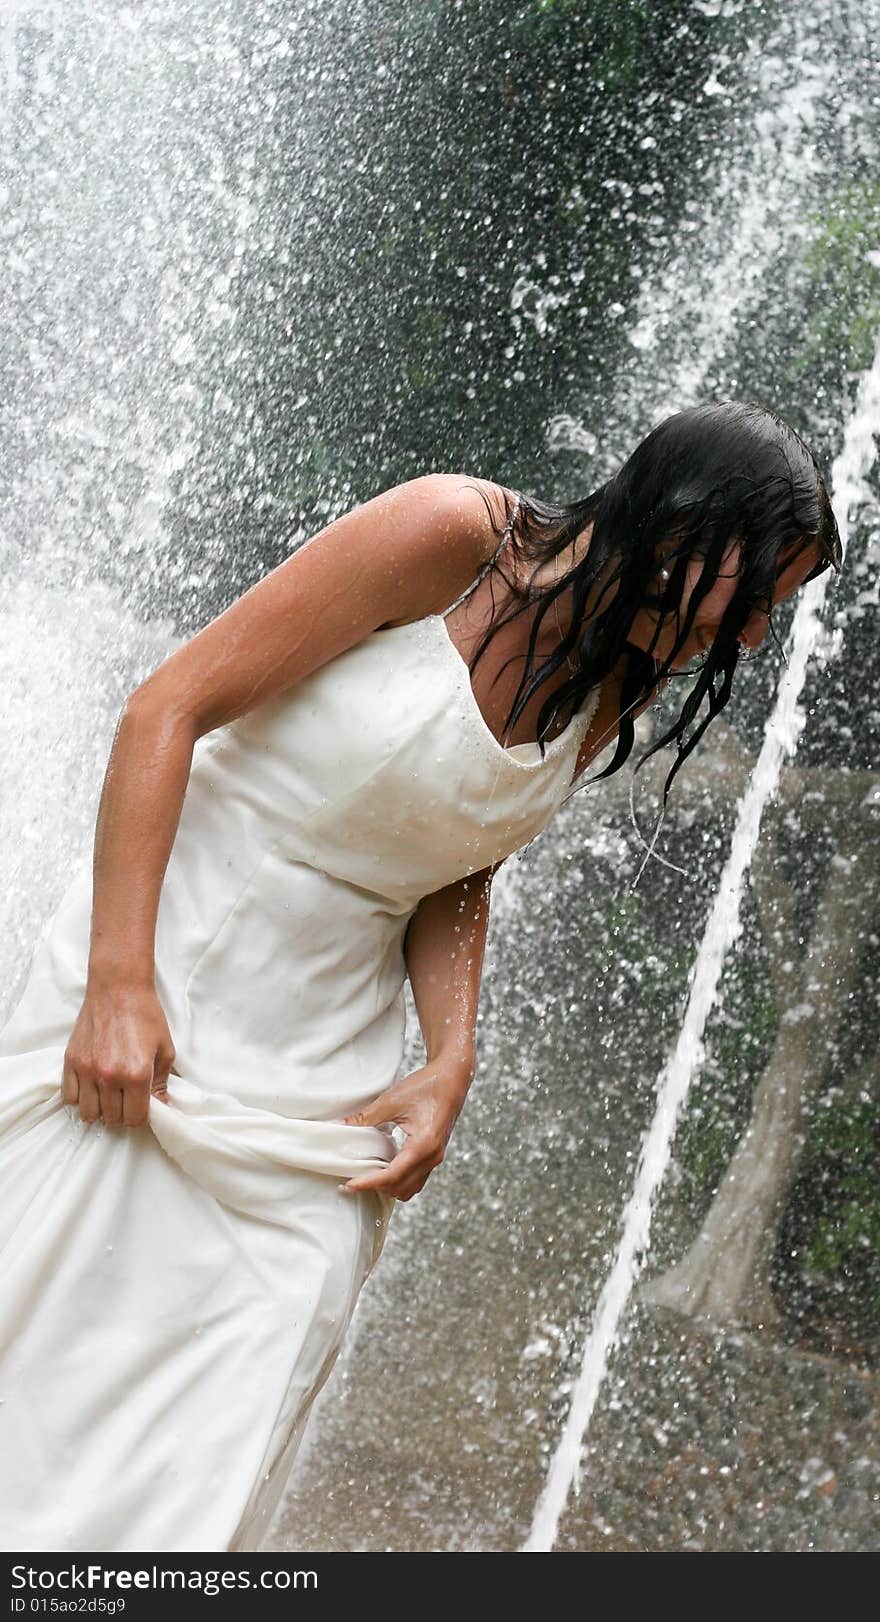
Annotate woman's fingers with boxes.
[97,1080,125,1126]
[343,1071,456,1201]
[123,1081,152,1129]
[61,1059,153,1128]
[150,1067,170,1105]
[344,1135,443,1202]
[342,1095,397,1130]
[61,1060,80,1108]
[59,990,177,1129]
[76,1073,102,1123]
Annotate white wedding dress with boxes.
[0,559,599,1553]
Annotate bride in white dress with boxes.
[0,402,840,1552]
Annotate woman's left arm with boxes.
[341,862,498,1201]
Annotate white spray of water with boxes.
[546,5,868,466]
[522,335,880,1553]
[625,12,831,416]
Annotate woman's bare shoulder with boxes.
[420,471,513,536]
[376,473,514,628]
[127,472,511,740]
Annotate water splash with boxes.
[551,2,871,473]
[0,577,181,1022]
[521,335,880,1552]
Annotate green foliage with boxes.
[275,431,359,526]
[672,935,880,1327]
[673,944,779,1220]
[794,181,880,379]
[797,1095,880,1310]
[516,0,689,91]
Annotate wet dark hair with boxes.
[468,399,842,810]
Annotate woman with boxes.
[0,401,841,1553]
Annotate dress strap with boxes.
[441,489,522,616]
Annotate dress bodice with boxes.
[187,607,599,917]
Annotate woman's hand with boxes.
[341,1056,472,1202]
[61,979,177,1128]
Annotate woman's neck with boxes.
[526,522,593,593]
[525,522,594,643]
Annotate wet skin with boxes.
[625,536,826,672]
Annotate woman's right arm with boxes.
[61,700,199,1127]
[62,473,505,1128]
